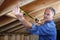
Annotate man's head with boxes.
[44,7,55,21]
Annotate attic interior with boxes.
[0,0,60,40]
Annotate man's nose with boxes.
[44,15,47,17]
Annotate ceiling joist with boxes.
[0,0,35,16]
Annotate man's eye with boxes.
[47,14,50,15]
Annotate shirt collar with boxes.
[45,20,54,23]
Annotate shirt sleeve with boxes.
[25,23,55,35]
[25,23,40,35]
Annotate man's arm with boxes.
[12,6,32,29]
[18,17,32,29]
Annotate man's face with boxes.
[44,9,54,21]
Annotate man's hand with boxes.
[12,6,24,20]
[12,6,32,29]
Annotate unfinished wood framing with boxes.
[0,0,60,34]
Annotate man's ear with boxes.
[53,16,55,18]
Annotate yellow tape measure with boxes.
[20,8,39,23]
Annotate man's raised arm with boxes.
[12,6,32,29]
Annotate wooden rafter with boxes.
[0,20,22,32]
[0,16,17,27]
[0,0,35,16]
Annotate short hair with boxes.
[45,7,55,15]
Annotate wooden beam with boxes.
[0,0,20,13]
[0,0,60,17]
[19,0,35,7]
[0,0,35,16]
[6,12,17,18]
[4,24,28,33]
[0,16,17,27]
[6,25,23,32]
[0,20,22,32]
[22,0,60,13]
[14,28,29,34]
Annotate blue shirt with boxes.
[25,20,57,40]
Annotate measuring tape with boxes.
[20,7,39,23]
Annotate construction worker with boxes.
[12,6,57,40]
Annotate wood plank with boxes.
[6,25,23,32]
[21,34,24,40]
[14,28,29,34]
[0,0,21,16]
[1,0,60,18]
[0,16,16,27]
[30,34,39,40]
[0,35,4,40]
[22,0,60,13]
[19,0,35,7]
[0,0,35,16]
[8,35,12,40]
[11,34,16,40]
[0,20,21,32]
[4,35,8,40]
[16,34,20,40]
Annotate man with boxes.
[13,6,57,40]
